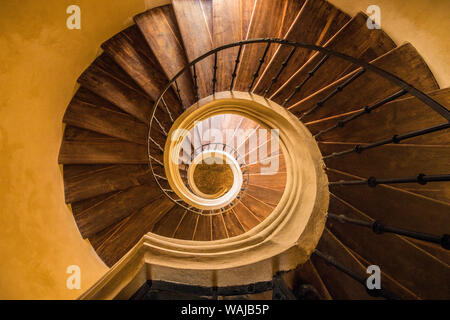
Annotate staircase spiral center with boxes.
[192,157,234,197]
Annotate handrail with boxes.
[148,38,450,214]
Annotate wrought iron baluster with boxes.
[282,54,329,107]
[313,250,399,299]
[315,89,408,139]
[329,173,450,187]
[212,52,218,94]
[328,213,450,250]
[174,80,183,106]
[230,43,244,91]
[323,123,450,160]
[192,62,199,101]
[249,41,272,92]
[300,68,366,119]
[264,47,297,98]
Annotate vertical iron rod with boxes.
[282,54,329,107]
[230,43,244,91]
[249,41,272,92]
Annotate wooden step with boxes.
[58,127,156,165]
[212,214,228,240]
[63,165,150,203]
[102,25,183,117]
[289,43,440,122]
[294,260,333,299]
[172,0,214,98]
[321,143,450,203]
[240,194,274,221]
[135,5,195,106]
[247,153,286,174]
[248,172,287,190]
[312,228,379,299]
[328,193,450,299]
[95,197,175,266]
[222,210,245,238]
[88,215,131,253]
[212,0,256,91]
[74,87,128,114]
[327,169,450,237]
[307,88,450,145]
[152,205,187,237]
[234,0,305,91]
[75,184,163,238]
[246,184,284,207]
[347,246,420,299]
[63,90,148,145]
[272,12,396,106]
[232,202,260,231]
[193,214,212,241]
[78,54,153,123]
[173,211,199,240]
[63,164,111,180]
[254,0,350,96]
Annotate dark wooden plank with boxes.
[247,153,286,174]
[240,194,274,221]
[254,0,350,96]
[234,0,305,91]
[295,260,333,300]
[241,0,256,39]
[212,214,228,240]
[102,25,183,117]
[232,202,260,231]
[312,228,379,299]
[327,193,450,299]
[75,184,163,238]
[289,43,440,122]
[75,87,127,115]
[88,215,131,251]
[63,164,112,180]
[96,197,174,266]
[307,88,450,145]
[272,12,396,106]
[64,165,150,203]
[321,143,450,203]
[152,206,187,238]
[172,0,214,98]
[59,137,152,165]
[213,0,255,91]
[63,97,148,145]
[222,210,245,238]
[78,54,153,123]
[135,5,195,107]
[347,246,420,299]
[327,169,450,236]
[71,191,117,215]
[248,172,287,190]
[193,214,212,241]
[246,184,284,207]
[174,211,199,240]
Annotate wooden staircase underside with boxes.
[58,0,449,299]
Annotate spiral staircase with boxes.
[58,0,449,300]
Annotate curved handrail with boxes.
[148,38,450,213]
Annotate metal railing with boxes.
[147,39,449,214]
[146,38,449,299]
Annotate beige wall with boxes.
[330,0,450,87]
[0,0,447,299]
[0,0,168,300]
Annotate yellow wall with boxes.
[0,0,447,299]
[0,0,168,300]
[330,0,450,87]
